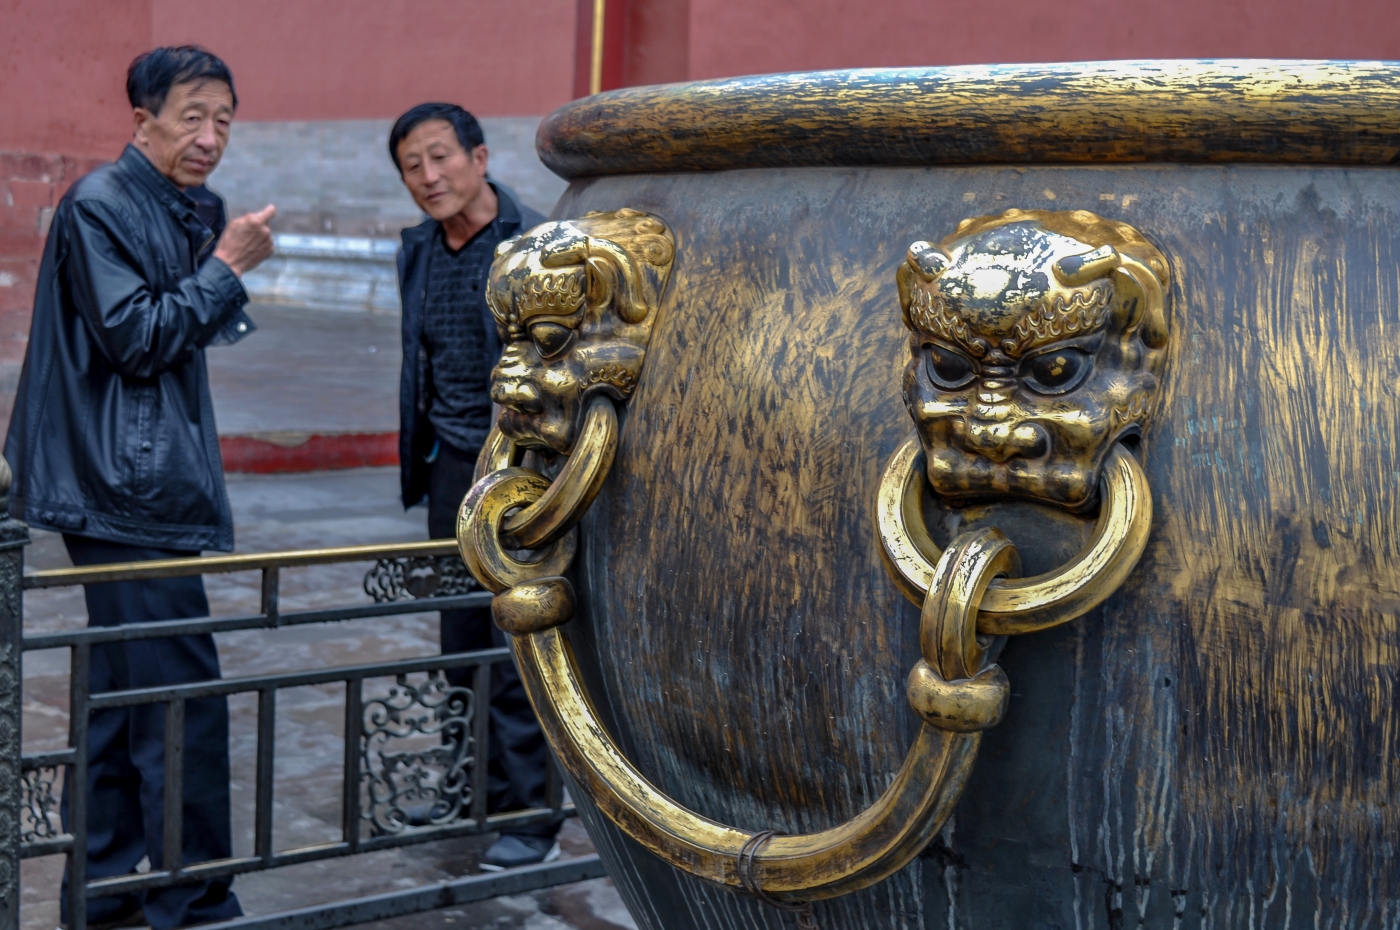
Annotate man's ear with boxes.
[474,145,489,175]
[132,107,153,142]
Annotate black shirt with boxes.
[396,180,541,509]
[421,218,505,455]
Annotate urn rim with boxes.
[538,59,1400,179]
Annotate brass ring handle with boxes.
[472,427,521,485]
[470,399,619,550]
[877,436,1152,635]
[465,458,1014,900]
[458,404,1152,903]
[458,207,1167,917]
[456,469,577,592]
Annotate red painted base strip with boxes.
[220,432,398,474]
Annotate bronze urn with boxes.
[459,61,1400,928]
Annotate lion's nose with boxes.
[951,418,1049,463]
[491,380,544,414]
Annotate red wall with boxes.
[591,0,1400,91]
[0,0,152,359]
[5,0,1400,351]
[0,0,151,158]
[0,0,579,350]
[688,0,1400,77]
[152,0,578,120]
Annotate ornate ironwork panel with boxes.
[364,555,477,603]
[361,672,475,835]
[19,762,61,844]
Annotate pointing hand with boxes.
[213,204,277,277]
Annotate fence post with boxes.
[0,456,31,930]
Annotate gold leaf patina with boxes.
[485,208,675,456]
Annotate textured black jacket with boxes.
[397,181,543,508]
[5,145,254,551]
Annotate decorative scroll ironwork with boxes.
[10,533,579,930]
[0,641,18,915]
[19,762,61,843]
[363,555,477,604]
[361,672,475,835]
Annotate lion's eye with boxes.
[529,322,574,359]
[925,344,976,390]
[1023,347,1093,395]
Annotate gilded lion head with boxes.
[486,208,674,454]
[898,209,1170,511]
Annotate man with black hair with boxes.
[6,46,274,929]
[390,104,560,870]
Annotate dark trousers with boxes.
[60,536,241,930]
[428,441,557,837]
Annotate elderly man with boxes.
[389,104,561,870]
[5,47,274,929]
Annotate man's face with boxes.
[395,120,488,221]
[132,80,234,189]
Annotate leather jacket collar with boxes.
[118,144,200,222]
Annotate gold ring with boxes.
[471,398,619,550]
[472,427,522,485]
[906,527,1016,732]
[517,620,979,901]
[920,527,1018,680]
[502,398,618,549]
[877,437,1152,635]
[457,468,578,593]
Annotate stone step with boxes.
[240,233,401,314]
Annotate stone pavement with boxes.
[18,465,635,930]
[203,303,401,472]
[0,302,402,447]
[206,302,401,437]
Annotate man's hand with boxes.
[213,204,276,277]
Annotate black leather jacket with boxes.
[5,145,254,551]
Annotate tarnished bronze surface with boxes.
[538,61,1400,178]
[457,61,1400,930]
[461,435,1007,900]
[461,210,1152,909]
[537,162,1400,928]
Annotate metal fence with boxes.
[0,500,604,930]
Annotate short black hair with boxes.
[388,103,485,173]
[127,46,237,115]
